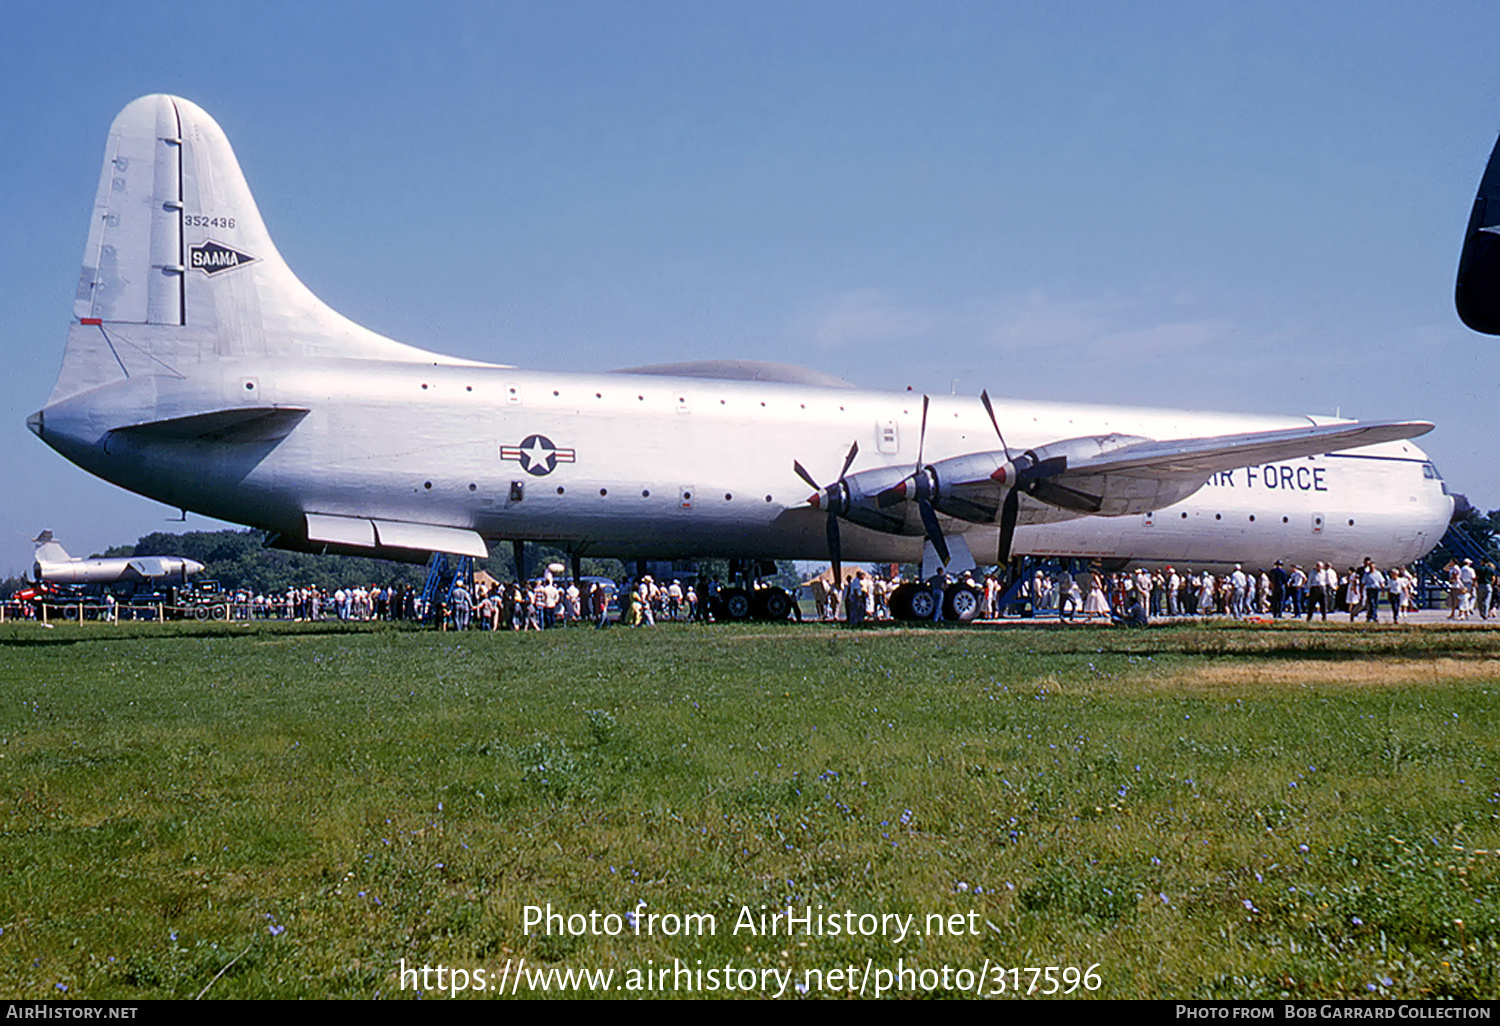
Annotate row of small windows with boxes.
[424,481,774,503]
[1176,511,1354,526]
[414,379,880,414]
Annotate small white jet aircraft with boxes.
[29,96,1454,619]
[31,530,204,586]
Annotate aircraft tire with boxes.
[944,584,982,623]
[888,582,917,620]
[193,605,209,621]
[720,588,753,621]
[753,588,793,621]
[906,585,939,621]
[213,604,229,621]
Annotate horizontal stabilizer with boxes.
[114,406,309,442]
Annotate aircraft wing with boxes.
[126,557,173,578]
[899,418,1437,549]
[991,418,1436,521]
[1056,420,1433,480]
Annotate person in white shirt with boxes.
[1359,559,1386,623]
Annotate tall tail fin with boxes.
[1457,129,1500,334]
[49,95,485,405]
[32,530,69,564]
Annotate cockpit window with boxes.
[1422,462,1442,480]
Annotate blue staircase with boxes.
[1437,522,1493,565]
[994,557,1092,616]
[419,552,474,623]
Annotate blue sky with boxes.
[3,1,1498,571]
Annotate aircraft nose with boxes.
[186,559,206,575]
[26,410,42,438]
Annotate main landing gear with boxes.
[708,558,796,622]
[887,580,983,622]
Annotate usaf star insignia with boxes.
[501,434,576,476]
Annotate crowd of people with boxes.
[822,557,1496,626]
[11,556,1495,628]
[418,573,716,631]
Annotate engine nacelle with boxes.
[1022,433,1205,516]
[813,463,913,534]
[1022,433,1153,469]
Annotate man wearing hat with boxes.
[1269,560,1288,618]
[1460,560,1478,618]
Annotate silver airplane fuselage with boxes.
[28,95,1455,578]
[32,355,1453,570]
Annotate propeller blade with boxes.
[917,498,949,566]
[795,442,860,591]
[826,512,843,590]
[997,486,1021,565]
[979,389,1012,460]
[839,440,860,480]
[916,395,930,469]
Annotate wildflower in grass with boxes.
[269,924,285,936]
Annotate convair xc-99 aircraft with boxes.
[29,96,1453,620]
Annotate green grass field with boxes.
[1,619,1497,999]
